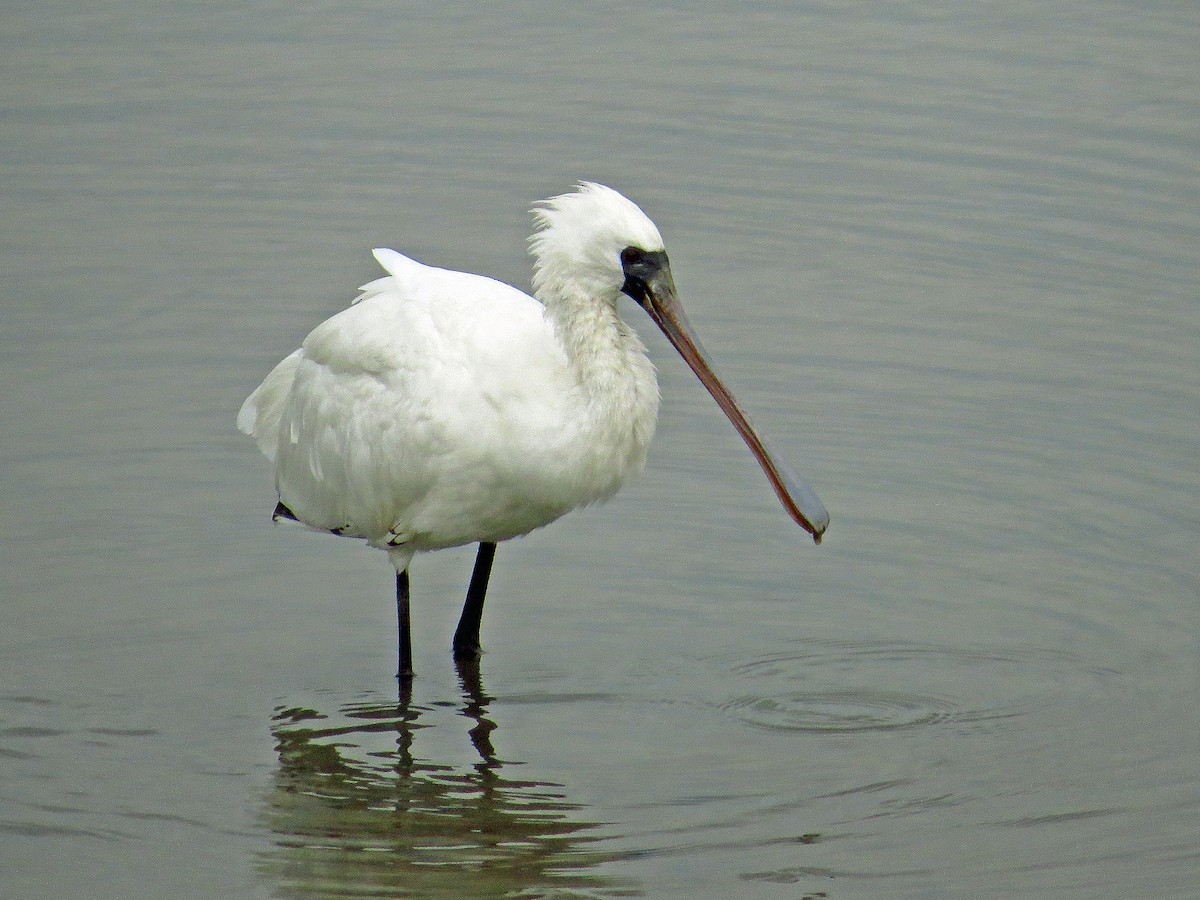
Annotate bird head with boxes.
[530,182,667,304]
[528,182,829,543]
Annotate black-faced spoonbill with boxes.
[238,182,829,679]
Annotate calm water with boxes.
[3,1,1198,897]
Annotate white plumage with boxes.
[239,182,827,677]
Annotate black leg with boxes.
[452,541,496,661]
[396,569,413,681]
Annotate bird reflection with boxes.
[257,662,634,898]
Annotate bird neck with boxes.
[541,282,647,394]
[538,279,660,477]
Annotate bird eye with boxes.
[620,247,646,267]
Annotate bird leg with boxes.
[396,570,413,681]
[452,542,496,661]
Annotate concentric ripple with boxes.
[723,687,961,733]
[718,640,1120,734]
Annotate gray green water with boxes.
[3,2,1198,897]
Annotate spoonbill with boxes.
[238,182,828,679]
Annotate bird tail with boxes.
[237,349,304,461]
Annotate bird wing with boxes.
[240,250,578,548]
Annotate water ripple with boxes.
[718,640,1120,734]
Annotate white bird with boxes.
[238,182,828,679]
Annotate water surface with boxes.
[3,2,1198,897]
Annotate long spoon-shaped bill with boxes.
[625,254,829,543]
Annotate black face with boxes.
[619,246,670,306]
